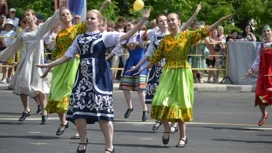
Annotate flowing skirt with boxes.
[46,57,79,114]
[150,68,194,122]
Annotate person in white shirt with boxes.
[0,18,17,84]
[7,8,19,29]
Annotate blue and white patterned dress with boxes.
[145,30,169,104]
[65,31,121,123]
[119,31,152,91]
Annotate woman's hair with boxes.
[88,9,103,20]
[242,24,254,37]
[59,6,71,17]
[24,9,35,16]
[156,14,166,24]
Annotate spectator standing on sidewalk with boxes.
[0,18,17,84]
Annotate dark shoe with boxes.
[18,111,31,121]
[124,108,134,118]
[162,132,170,145]
[77,139,88,153]
[105,148,115,153]
[176,137,188,148]
[70,135,80,139]
[41,115,48,125]
[36,105,41,114]
[152,121,162,131]
[56,122,69,136]
[142,110,149,121]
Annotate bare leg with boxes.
[178,120,186,139]
[99,120,114,152]
[20,95,30,112]
[75,118,87,150]
[162,120,170,138]
[258,105,268,126]
[136,90,147,111]
[1,66,7,80]
[123,90,132,108]
[58,113,68,131]
[34,93,47,116]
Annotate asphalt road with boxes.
[0,90,272,153]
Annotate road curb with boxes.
[0,83,256,93]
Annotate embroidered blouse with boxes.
[52,22,87,60]
[150,27,209,68]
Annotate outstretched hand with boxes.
[196,3,202,12]
[220,14,233,22]
[240,73,251,80]
[133,68,144,76]
[60,0,68,7]
[40,68,51,78]
[126,66,136,73]
[143,9,151,19]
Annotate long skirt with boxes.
[150,68,194,122]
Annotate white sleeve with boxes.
[102,32,121,48]
[64,35,80,59]
[145,41,154,57]
[250,44,261,72]
[111,43,123,57]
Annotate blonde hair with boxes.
[88,9,103,20]
[24,9,35,16]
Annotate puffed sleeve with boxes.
[149,37,165,65]
[250,44,261,73]
[103,32,121,48]
[184,27,209,54]
[0,31,23,61]
[144,40,154,57]
[64,35,80,59]
[111,43,123,57]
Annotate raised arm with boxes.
[99,0,111,12]
[180,3,202,31]
[206,14,233,33]
[120,9,151,41]
[36,56,71,69]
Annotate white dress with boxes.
[0,10,60,97]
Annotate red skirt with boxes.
[255,47,272,106]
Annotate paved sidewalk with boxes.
[0,72,255,92]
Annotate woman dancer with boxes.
[40,0,111,138]
[129,4,202,131]
[37,9,150,153]
[0,4,63,124]
[241,24,272,126]
[147,13,232,147]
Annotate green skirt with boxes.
[46,57,80,114]
[150,67,194,122]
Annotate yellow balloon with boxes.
[133,0,144,11]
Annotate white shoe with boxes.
[0,78,7,84]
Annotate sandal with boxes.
[258,113,269,126]
[105,148,115,153]
[162,132,170,145]
[176,137,188,148]
[152,121,162,131]
[77,139,88,153]
[56,122,69,136]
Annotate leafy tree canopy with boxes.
[7,0,272,37]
